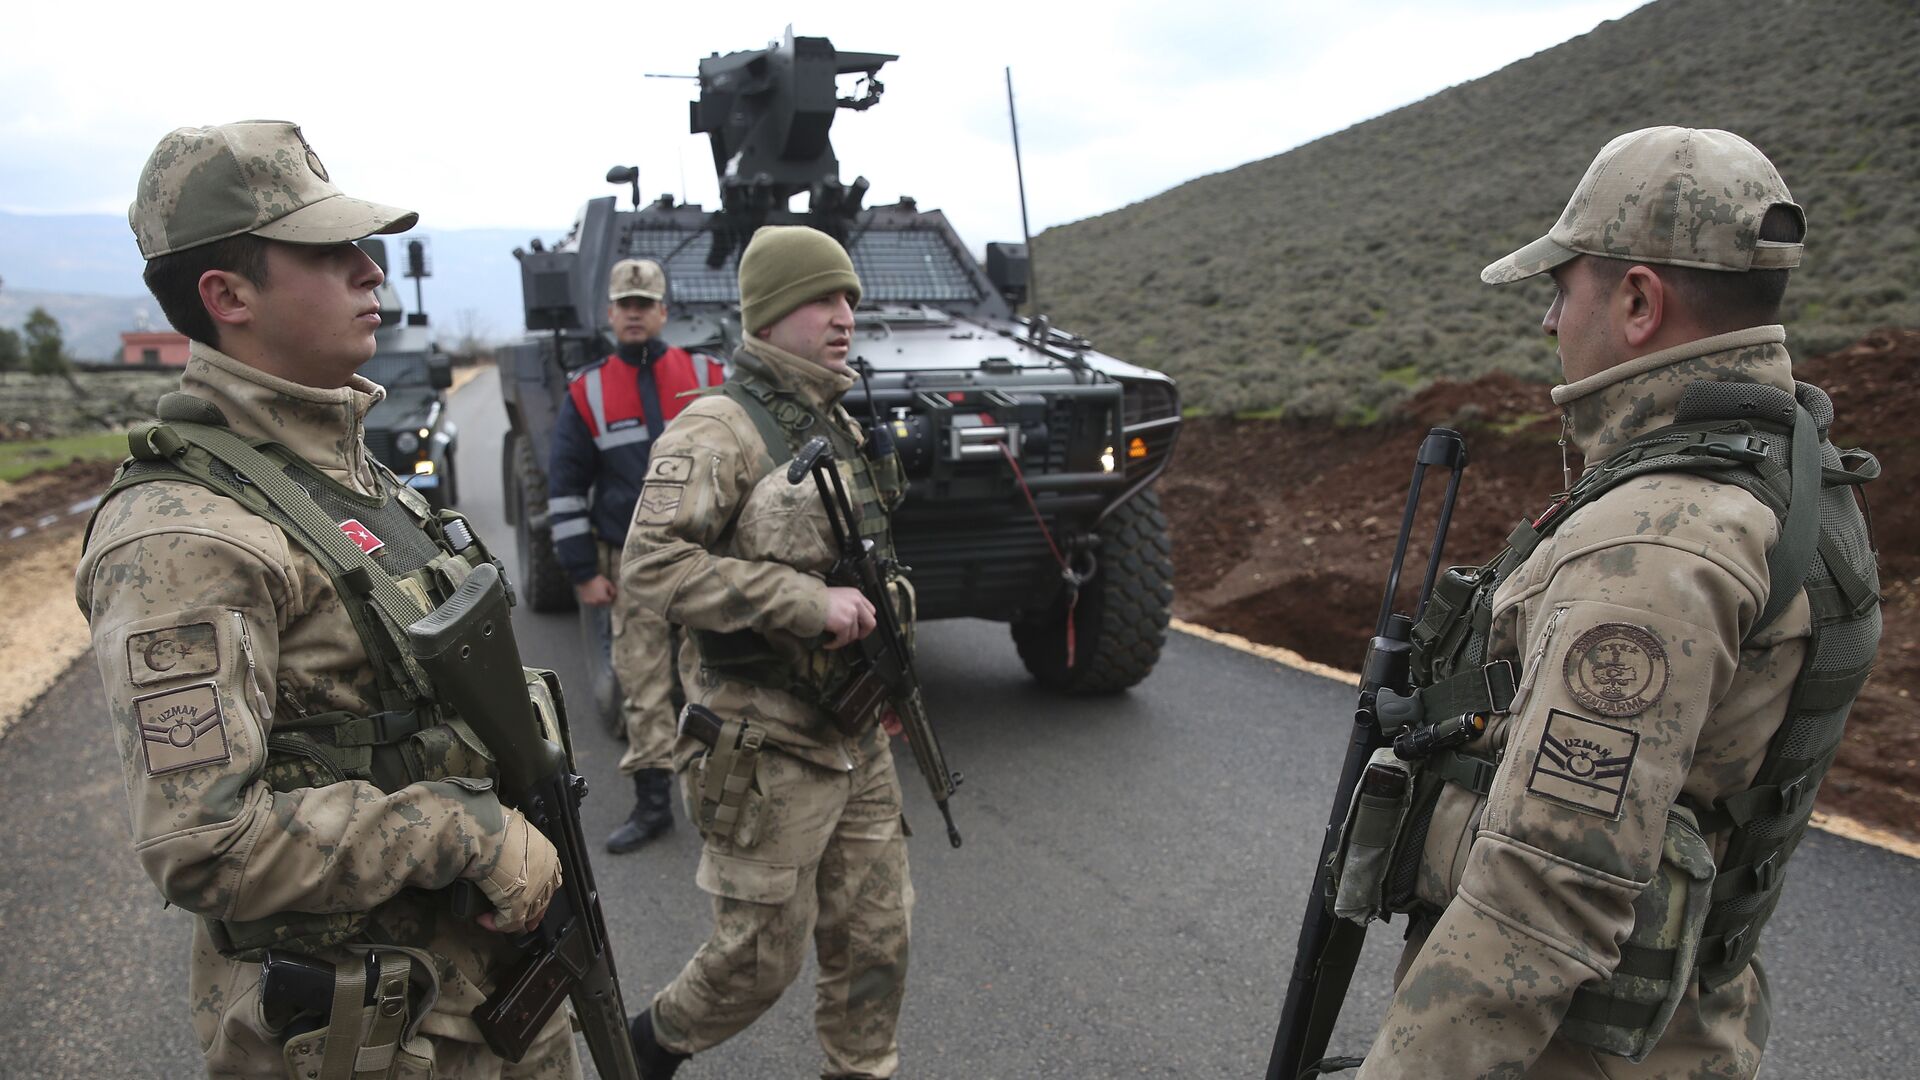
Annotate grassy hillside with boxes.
[1034,0,1920,420]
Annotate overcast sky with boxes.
[2,1,1647,246]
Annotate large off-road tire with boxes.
[512,434,577,614]
[1011,488,1173,694]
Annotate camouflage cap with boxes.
[609,259,667,302]
[1482,126,1803,285]
[129,120,417,259]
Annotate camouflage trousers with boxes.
[652,735,914,1079]
[188,924,581,1079]
[601,541,680,774]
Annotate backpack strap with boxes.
[1752,404,1821,634]
[717,380,799,472]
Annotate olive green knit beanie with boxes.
[738,225,863,334]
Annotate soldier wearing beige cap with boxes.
[78,121,578,1078]
[1338,127,1880,1079]
[619,225,915,1079]
[547,257,725,854]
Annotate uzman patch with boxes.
[128,622,218,685]
[1527,708,1639,819]
[135,683,231,777]
[1563,622,1669,717]
[636,483,685,524]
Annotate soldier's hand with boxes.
[471,808,562,934]
[824,586,877,649]
[574,575,617,607]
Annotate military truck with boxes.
[496,30,1181,699]
[357,237,459,509]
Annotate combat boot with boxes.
[628,1005,690,1079]
[605,768,674,853]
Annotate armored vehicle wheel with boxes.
[1012,489,1173,694]
[512,434,577,614]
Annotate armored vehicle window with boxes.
[626,225,980,306]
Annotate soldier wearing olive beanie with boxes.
[623,220,917,1079]
[738,225,864,334]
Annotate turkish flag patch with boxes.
[340,518,385,554]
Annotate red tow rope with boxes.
[998,441,1084,668]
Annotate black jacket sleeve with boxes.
[547,398,601,584]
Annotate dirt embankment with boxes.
[1164,328,1920,841]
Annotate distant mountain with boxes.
[0,212,556,356]
[1033,0,1920,420]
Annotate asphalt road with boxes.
[4,366,1917,1079]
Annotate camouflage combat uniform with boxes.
[77,348,577,1079]
[1357,128,1869,1079]
[1360,330,1809,1078]
[622,334,913,1079]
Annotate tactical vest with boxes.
[1381,378,1880,1058]
[88,392,507,960]
[689,375,907,708]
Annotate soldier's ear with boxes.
[1617,265,1666,350]
[198,269,258,333]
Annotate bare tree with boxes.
[450,308,496,365]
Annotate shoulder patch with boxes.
[128,622,219,686]
[1563,622,1669,716]
[650,455,694,483]
[636,454,693,525]
[135,683,231,776]
[1527,708,1639,819]
[637,484,685,525]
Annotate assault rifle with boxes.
[1264,428,1467,1080]
[789,434,964,847]
[408,562,641,1079]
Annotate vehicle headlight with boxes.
[395,431,420,454]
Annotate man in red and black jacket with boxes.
[549,257,725,852]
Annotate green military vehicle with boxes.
[496,31,1180,707]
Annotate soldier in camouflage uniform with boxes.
[620,226,913,1080]
[77,121,575,1079]
[1355,128,1874,1078]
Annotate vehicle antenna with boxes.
[1005,66,1040,331]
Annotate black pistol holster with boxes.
[262,947,435,1079]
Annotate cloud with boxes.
[0,0,1647,250]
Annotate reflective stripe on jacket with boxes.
[548,341,725,583]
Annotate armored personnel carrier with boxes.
[496,30,1180,695]
[357,237,459,509]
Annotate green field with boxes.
[1034,0,1920,421]
[0,432,126,484]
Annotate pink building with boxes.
[120,330,190,366]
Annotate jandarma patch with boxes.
[127,622,218,685]
[1563,622,1669,716]
[135,683,231,777]
[1528,709,1639,819]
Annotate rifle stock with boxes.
[1265,429,1465,1080]
[408,562,641,1079]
